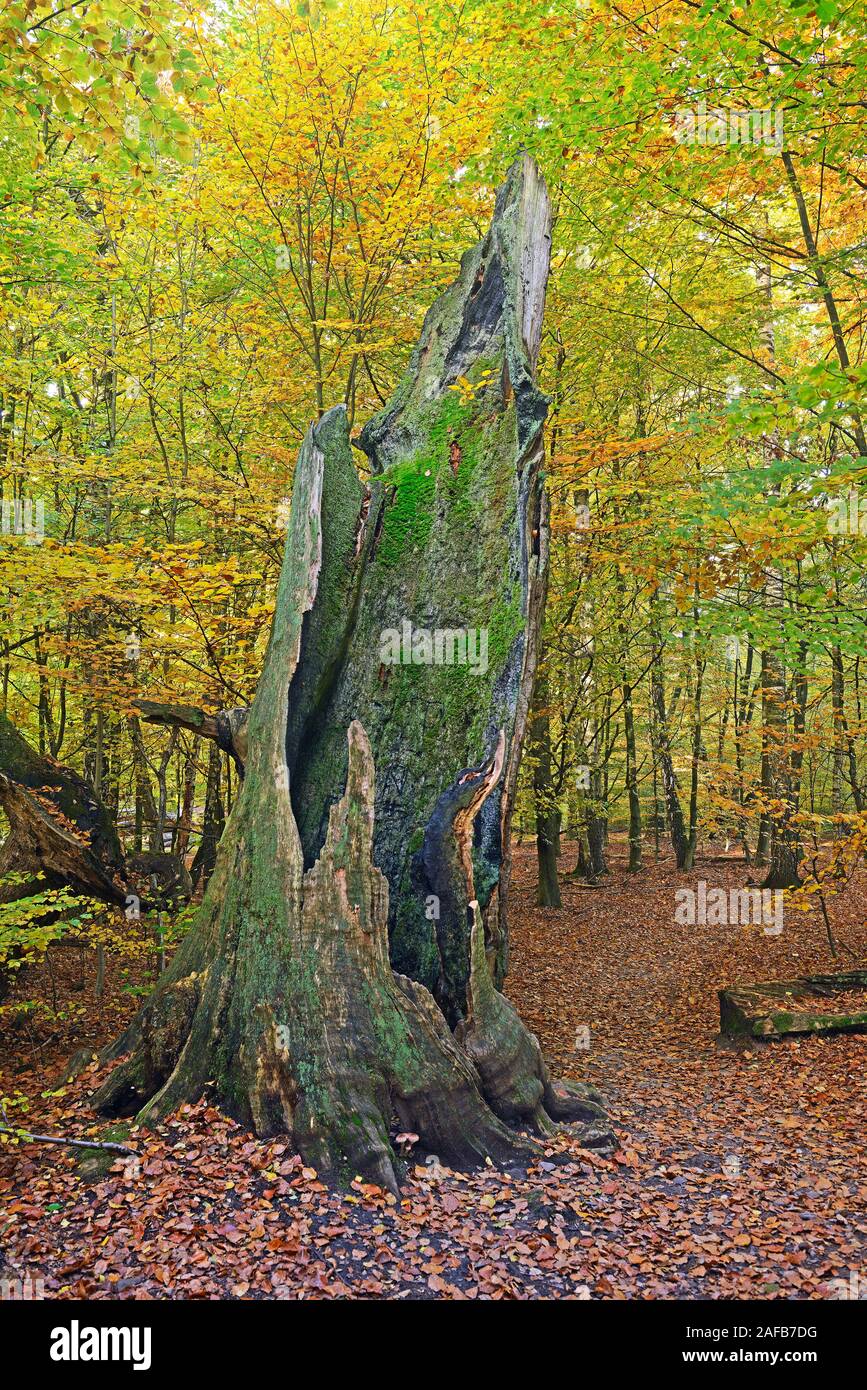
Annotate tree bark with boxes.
[133,699,247,774]
[649,593,688,868]
[682,588,705,873]
[618,643,642,873]
[189,742,225,890]
[0,709,127,904]
[93,157,611,1185]
[831,644,845,829]
[760,643,801,889]
[586,791,609,878]
[756,256,800,890]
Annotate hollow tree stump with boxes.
[93,156,612,1188]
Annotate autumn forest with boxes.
[1,0,866,1323]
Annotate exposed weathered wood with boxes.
[287,153,553,1014]
[0,1125,134,1156]
[457,904,610,1144]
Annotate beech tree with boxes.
[92,158,611,1192]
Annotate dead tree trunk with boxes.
[93,157,611,1187]
[649,594,688,868]
[531,672,562,909]
[0,711,191,910]
[133,699,247,775]
[0,710,127,905]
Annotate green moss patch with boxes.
[719,969,867,1042]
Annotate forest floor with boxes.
[2,838,866,1300]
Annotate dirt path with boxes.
[1,841,865,1299]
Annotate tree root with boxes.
[457,904,614,1150]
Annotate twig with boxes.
[0,1125,134,1156]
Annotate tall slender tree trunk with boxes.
[782,150,867,458]
[130,715,163,855]
[586,711,610,878]
[732,639,755,863]
[649,592,688,867]
[532,673,562,908]
[174,741,197,861]
[760,642,801,888]
[682,589,705,873]
[831,647,845,827]
[757,257,800,888]
[616,611,642,873]
[190,742,225,890]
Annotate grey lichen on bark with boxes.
[93,156,612,1186]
